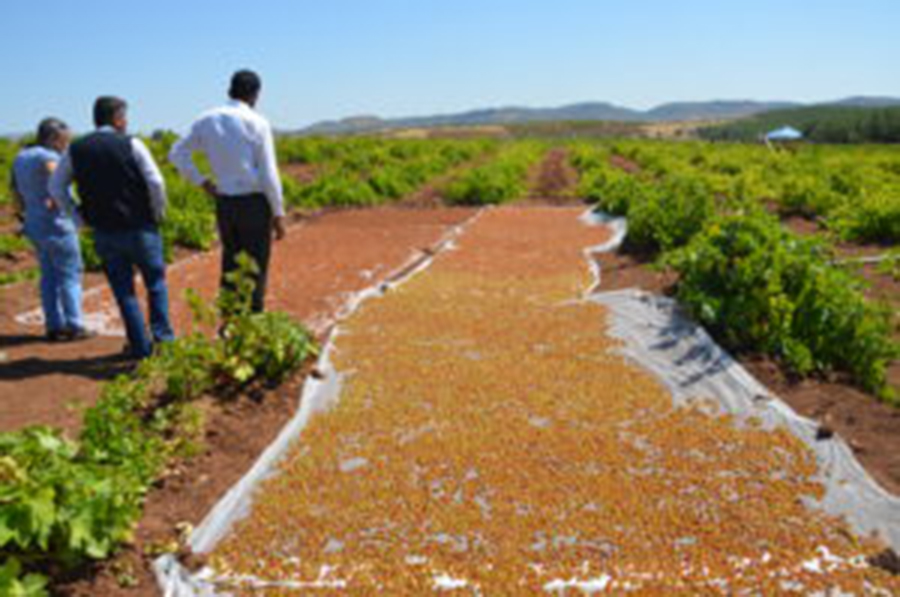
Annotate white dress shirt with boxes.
[169,99,284,217]
[50,127,168,222]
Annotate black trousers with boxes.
[216,193,272,312]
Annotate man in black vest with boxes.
[50,97,175,359]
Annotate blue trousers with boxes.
[93,227,175,358]
[31,232,84,334]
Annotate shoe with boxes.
[46,330,66,343]
[62,327,96,342]
[121,343,151,360]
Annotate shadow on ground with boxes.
[0,338,133,383]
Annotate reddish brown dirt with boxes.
[591,250,678,295]
[591,250,900,496]
[0,207,476,434]
[0,251,37,280]
[397,169,464,209]
[528,147,579,200]
[741,357,900,495]
[777,209,891,266]
[0,207,36,280]
[858,261,900,309]
[610,154,641,174]
[0,247,36,284]
[781,213,825,237]
[854,262,900,396]
[281,162,321,185]
[1,269,126,431]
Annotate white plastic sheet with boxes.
[591,289,900,551]
[581,208,900,550]
[155,208,900,596]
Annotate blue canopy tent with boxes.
[765,126,804,142]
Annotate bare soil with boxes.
[1,269,127,431]
[528,147,579,200]
[780,213,824,237]
[858,262,900,309]
[281,162,321,186]
[0,207,37,281]
[609,154,641,174]
[591,250,677,295]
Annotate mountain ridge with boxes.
[299,97,900,135]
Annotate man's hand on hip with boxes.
[273,216,287,241]
[201,179,219,199]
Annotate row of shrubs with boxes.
[281,138,494,209]
[667,215,898,397]
[0,258,317,594]
[574,144,717,254]
[610,140,900,245]
[571,141,899,401]
[443,142,543,206]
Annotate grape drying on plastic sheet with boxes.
[211,207,900,594]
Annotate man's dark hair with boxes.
[36,118,69,148]
[93,96,127,128]
[229,70,262,102]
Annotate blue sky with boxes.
[1,0,898,133]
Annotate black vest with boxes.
[69,131,155,232]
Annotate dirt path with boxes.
[205,207,898,594]
[528,147,578,200]
[0,207,475,433]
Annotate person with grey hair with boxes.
[11,118,90,341]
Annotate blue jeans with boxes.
[31,232,84,334]
[93,227,175,358]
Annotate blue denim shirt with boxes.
[12,146,77,240]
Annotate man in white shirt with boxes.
[170,70,286,312]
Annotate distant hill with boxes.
[644,101,799,122]
[297,97,900,136]
[302,102,643,135]
[829,96,900,108]
[699,104,900,143]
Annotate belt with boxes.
[217,192,266,201]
